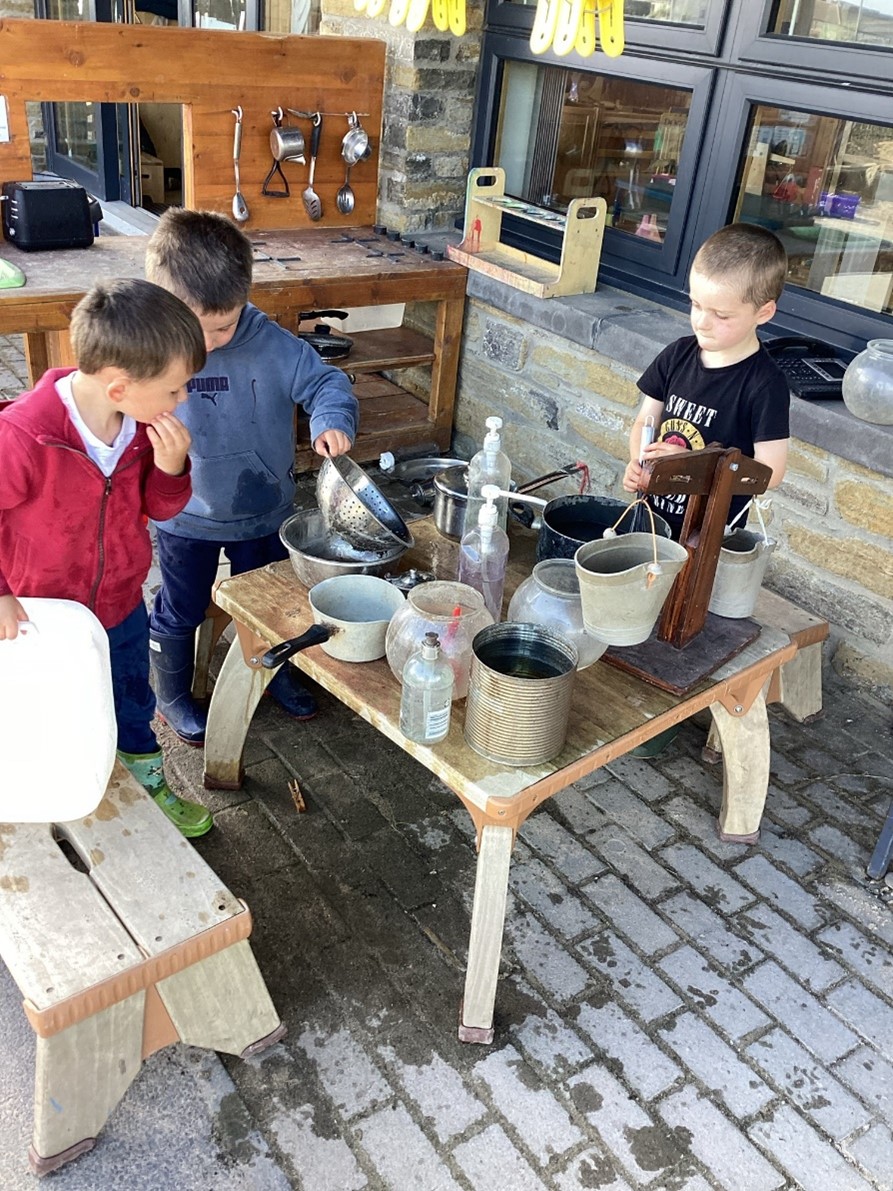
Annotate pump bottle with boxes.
[457,484,510,622]
[464,416,512,536]
[399,632,454,744]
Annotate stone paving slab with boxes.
[1,334,892,1186]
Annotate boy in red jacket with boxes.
[0,279,213,837]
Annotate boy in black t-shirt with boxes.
[623,222,791,538]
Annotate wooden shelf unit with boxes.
[0,228,467,468]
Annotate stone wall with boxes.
[319,1,481,232]
[414,286,893,701]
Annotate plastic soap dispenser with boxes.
[464,416,512,535]
[458,484,510,622]
[399,632,454,744]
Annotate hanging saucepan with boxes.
[297,309,354,360]
[341,112,372,166]
[260,574,405,665]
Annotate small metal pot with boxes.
[270,124,306,162]
[432,465,468,540]
[261,574,405,665]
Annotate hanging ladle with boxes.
[336,163,355,215]
[231,106,249,223]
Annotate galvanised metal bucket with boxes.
[464,622,577,766]
[574,533,690,646]
[708,528,776,619]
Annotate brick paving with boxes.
[1,334,892,1188]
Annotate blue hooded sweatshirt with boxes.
[154,303,358,542]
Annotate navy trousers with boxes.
[150,528,288,636]
[108,601,157,755]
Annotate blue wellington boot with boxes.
[266,666,318,721]
[149,631,208,746]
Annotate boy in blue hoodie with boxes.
[145,209,358,742]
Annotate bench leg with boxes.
[30,994,144,1175]
[711,687,770,843]
[156,939,285,1057]
[203,637,271,790]
[460,824,513,1044]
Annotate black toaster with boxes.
[1,180,95,251]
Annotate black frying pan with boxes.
[297,309,353,360]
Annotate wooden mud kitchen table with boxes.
[203,518,828,1044]
[0,227,466,467]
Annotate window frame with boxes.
[473,0,893,354]
[728,2,893,83]
[472,33,717,284]
[486,0,730,57]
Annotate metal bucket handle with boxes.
[726,496,772,546]
[605,498,663,587]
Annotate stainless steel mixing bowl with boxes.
[280,509,409,588]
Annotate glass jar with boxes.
[507,559,606,669]
[385,581,494,699]
[842,339,893,425]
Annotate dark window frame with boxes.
[473,0,893,354]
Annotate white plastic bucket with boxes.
[0,599,116,823]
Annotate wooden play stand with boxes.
[447,167,606,299]
[604,446,773,694]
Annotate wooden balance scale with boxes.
[603,444,773,695]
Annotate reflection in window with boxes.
[508,0,707,21]
[733,106,893,315]
[494,63,691,241]
[770,0,893,47]
[194,0,247,29]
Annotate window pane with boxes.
[732,105,893,316]
[494,63,692,241]
[769,0,893,48]
[506,0,708,22]
[194,0,247,29]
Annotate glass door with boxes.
[36,0,135,203]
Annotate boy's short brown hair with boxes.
[692,222,788,309]
[69,278,206,380]
[145,208,253,314]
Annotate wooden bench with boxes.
[0,761,285,1176]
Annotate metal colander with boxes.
[316,455,414,552]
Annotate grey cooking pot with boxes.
[508,492,672,561]
[261,574,405,665]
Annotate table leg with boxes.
[867,798,893,880]
[459,824,514,1044]
[203,636,271,790]
[711,687,770,843]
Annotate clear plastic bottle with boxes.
[399,632,454,744]
[464,415,512,536]
[457,484,509,621]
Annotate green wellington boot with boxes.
[117,749,213,838]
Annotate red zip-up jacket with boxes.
[0,368,191,629]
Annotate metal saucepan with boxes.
[270,109,306,162]
[261,574,406,665]
[341,112,372,166]
[431,464,591,541]
[503,491,671,561]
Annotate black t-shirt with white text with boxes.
[637,335,790,534]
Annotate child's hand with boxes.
[147,411,192,476]
[313,429,352,458]
[622,459,646,493]
[0,594,29,640]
